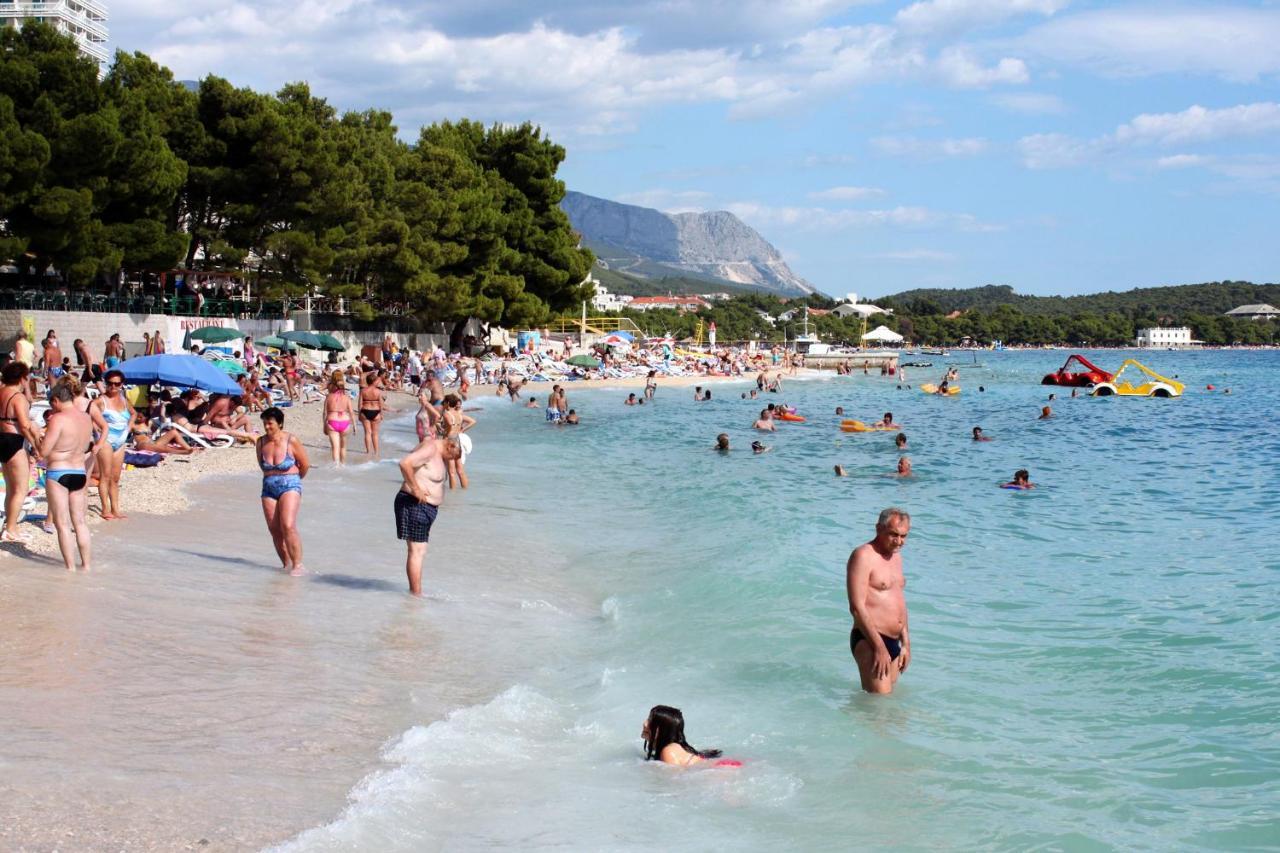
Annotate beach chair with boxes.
[157,418,235,449]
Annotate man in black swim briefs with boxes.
[846,507,911,694]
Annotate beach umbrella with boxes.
[601,333,633,346]
[213,359,248,377]
[257,335,295,351]
[117,354,243,395]
[280,330,344,351]
[567,354,600,368]
[189,326,242,344]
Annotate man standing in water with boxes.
[847,508,911,694]
[396,434,462,596]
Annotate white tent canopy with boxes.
[861,325,904,343]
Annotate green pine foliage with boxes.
[0,23,593,334]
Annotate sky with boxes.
[109,1,1280,298]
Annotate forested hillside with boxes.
[881,282,1280,318]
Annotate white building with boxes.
[1224,303,1280,320]
[590,283,632,312]
[1,0,109,69]
[1136,327,1195,348]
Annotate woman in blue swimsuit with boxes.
[256,406,310,576]
[92,369,137,520]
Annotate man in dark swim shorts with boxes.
[846,508,911,694]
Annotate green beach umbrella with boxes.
[567,354,601,368]
[213,359,248,377]
[190,326,242,344]
[257,335,295,351]
[280,330,345,352]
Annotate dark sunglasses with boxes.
[107,380,124,387]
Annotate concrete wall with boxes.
[1,309,485,364]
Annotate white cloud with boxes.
[897,0,1068,35]
[725,201,1001,232]
[808,186,887,201]
[615,188,713,211]
[1115,103,1280,146]
[990,92,1066,114]
[1018,102,1280,170]
[872,136,989,159]
[935,47,1029,87]
[1016,132,1099,169]
[1022,7,1280,82]
[1156,154,1209,169]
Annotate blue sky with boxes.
[111,1,1279,298]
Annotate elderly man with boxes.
[396,434,462,596]
[846,507,912,694]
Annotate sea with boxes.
[4,349,1277,851]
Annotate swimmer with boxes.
[1039,406,1052,419]
[1002,469,1035,490]
[752,409,776,431]
[972,426,991,441]
[564,409,580,425]
[1048,392,1056,401]
[625,393,638,406]
[642,706,737,768]
[935,380,950,395]
[835,406,845,416]
[894,433,907,450]
[895,456,912,477]
[524,397,538,408]
[715,433,730,453]
[751,440,769,454]
[1070,389,1078,398]
[874,412,901,429]
[693,386,702,401]
[834,464,847,477]
[979,386,985,392]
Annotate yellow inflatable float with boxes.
[920,383,961,396]
[840,419,895,433]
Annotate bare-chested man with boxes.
[395,434,462,596]
[40,383,94,571]
[846,507,911,694]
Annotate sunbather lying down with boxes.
[131,424,200,455]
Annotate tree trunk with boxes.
[448,318,468,353]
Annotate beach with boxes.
[2,352,1277,851]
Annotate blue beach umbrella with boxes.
[117,354,243,395]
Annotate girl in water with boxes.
[322,371,355,464]
[92,369,137,520]
[642,705,739,767]
[256,407,309,575]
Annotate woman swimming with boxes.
[256,407,310,575]
[322,371,355,464]
[642,706,739,767]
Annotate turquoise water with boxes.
[276,350,1279,851]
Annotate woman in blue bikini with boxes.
[256,407,310,575]
[92,369,137,520]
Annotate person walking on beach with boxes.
[257,407,310,576]
[847,508,912,694]
[92,370,137,520]
[395,433,461,595]
[323,371,355,464]
[645,370,657,401]
[40,382,94,571]
[0,362,43,543]
[358,371,385,456]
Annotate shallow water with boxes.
[4,351,1278,850]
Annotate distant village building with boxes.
[755,309,776,326]
[1135,327,1195,348]
[832,302,890,319]
[627,295,711,313]
[1224,303,1280,320]
[590,284,632,312]
[701,292,733,301]
[1,0,109,70]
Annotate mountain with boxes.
[881,282,1280,317]
[560,191,818,296]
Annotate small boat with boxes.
[1042,354,1112,387]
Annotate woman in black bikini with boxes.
[358,371,385,457]
[0,362,43,543]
